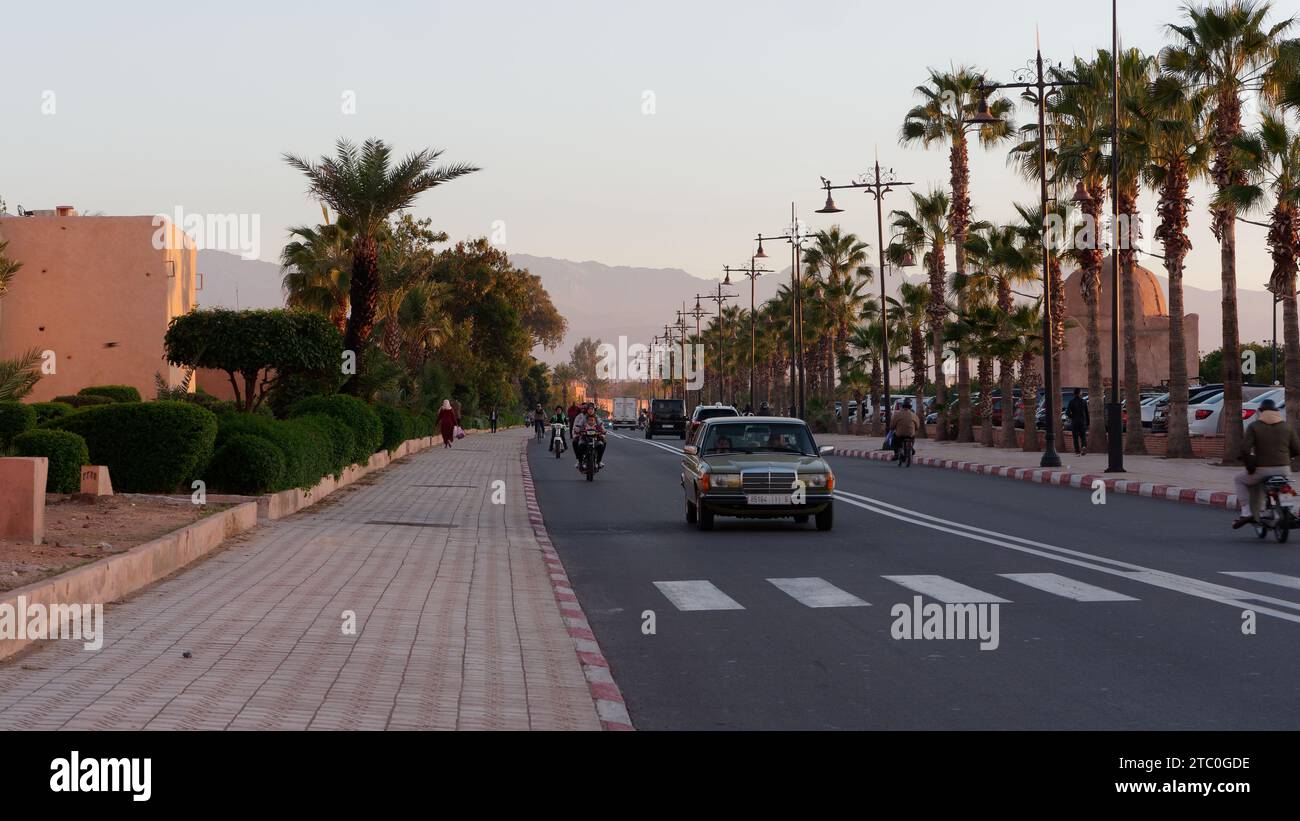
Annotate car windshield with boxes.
[701,422,816,456]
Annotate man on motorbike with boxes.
[890,399,920,461]
[1232,397,1300,529]
[571,401,607,470]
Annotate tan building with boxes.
[1059,258,1199,390]
[0,208,198,402]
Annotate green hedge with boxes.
[206,434,286,495]
[52,394,115,408]
[0,402,37,449]
[294,413,354,478]
[373,404,408,454]
[78,385,142,403]
[289,395,382,462]
[214,415,330,491]
[46,402,217,492]
[12,429,89,493]
[30,402,76,425]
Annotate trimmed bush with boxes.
[374,404,407,453]
[0,402,37,449]
[30,401,77,425]
[47,402,217,492]
[215,415,330,491]
[78,385,142,403]
[289,395,382,462]
[53,394,115,408]
[206,434,286,495]
[294,413,354,478]
[12,429,89,493]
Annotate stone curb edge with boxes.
[518,444,634,731]
[831,447,1242,512]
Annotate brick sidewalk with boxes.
[0,429,603,730]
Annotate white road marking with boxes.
[999,572,1137,602]
[767,577,870,608]
[653,580,745,611]
[883,575,1010,603]
[832,488,1300,624]
[1222,572,1300,591]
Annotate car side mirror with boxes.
[819,445,836,456]
[683,445,698,456]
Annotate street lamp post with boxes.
[686,298,708,411]
[701,277,739,405]
[727,259,773,412]
[756,205,817,419]
[816,161,913,432]
[968,43,1082,469]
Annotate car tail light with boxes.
[1243,409,1256,420]
[1195,409,1212,420]
[1282,484,1294,495]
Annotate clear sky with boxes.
[0,0,1281,292]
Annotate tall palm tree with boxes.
[888,280,932,437]
[1144,74,1212,457]
[1225,111,1300,428]
[803,227,870,407]
[283,138,478,391]
[1163,0,1297,463]
[891,188,952,437]
[901,67,1016,442]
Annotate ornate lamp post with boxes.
[756,205,817,419]
[815,161,913,430]
[699,278,739,405]
[727,258,773,412]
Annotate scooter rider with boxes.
[571,401,607,470]
[549,405,568,449]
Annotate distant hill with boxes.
[196,250,1274,361]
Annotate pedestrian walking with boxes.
[489,406,499,434]
[1066,388,1089,456]
[437,399,459,448]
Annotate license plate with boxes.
[746,493,793,505]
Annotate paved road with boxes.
[528,429,1300,730]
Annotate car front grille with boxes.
[741,469,798,495]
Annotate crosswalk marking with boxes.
[767,577,870,608]
[1222,572,1300,591]
[999,572,1137,602]
[653,580,745,611]
[882,575,1010,603]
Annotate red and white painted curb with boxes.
[832,447,1242,512]
[519,445,634,731]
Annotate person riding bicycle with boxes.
[571,401,607,469]
[891,399,920,462]
[549,405,568,449]
[1233,398,1300,529]
[533,404,545,440]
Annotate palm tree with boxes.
[891,188,952,438]
[1010,302,1046,452]
[964,225,1037,448]
[1163,0,1297,463]
[283,138,478,391]
[946,303,1001,447]
[901,67,1016,442]
[279,217,354,332]
[888,280,932,437]
[1225,111,1300,429]
[1144,74,1212,457]
[803,227,870,408]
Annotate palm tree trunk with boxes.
[1120,190,1146,454]
[1022,351,1040,452]
[978,355,994,447]
[999,358,1016,448]
[869,361,882,437]
[1081,185,1108,449]
[1213,92,1245,465]
[343,234,380,394]
[912,324,928,438]
[1271,202,1300,468]
[1159,160,1194,458]
[1050,255,1066,446]
[928,240,948,441]
[950,137,974,443]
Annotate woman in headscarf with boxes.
[437,399,459,448]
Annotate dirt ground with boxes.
[0,495,221,593]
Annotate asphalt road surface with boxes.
[527,429,1300,730]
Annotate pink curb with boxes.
[831,447,1241,512]
[518,444,634,731]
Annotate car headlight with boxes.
[711,474,742,489]
[799,473,833,489]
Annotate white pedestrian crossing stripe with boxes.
[882,575,1010,603]
[1222,572,1300,591]
[654,580,745,611]
[767,577,870,608]
[999,572,1137,602]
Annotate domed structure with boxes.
[1059,258,1199,390]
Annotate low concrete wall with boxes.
[0,501,258,661]
[0,434,438,661]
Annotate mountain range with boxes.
[196,250,1279,364]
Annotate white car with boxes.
[1188,391,1225,436]
[1141,393,1167,428]
[1243,388,1287,429]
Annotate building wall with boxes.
[0,215,197,402]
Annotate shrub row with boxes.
[13,429,89,493]
[78,385,142,403]
[0,402,37,449]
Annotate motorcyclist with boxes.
[891,399,920,461]
[637,408,648,429]
[1232,398,1300,529]
[571,401,607,470]
[549,405,568,449]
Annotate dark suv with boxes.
[647,398,688,439]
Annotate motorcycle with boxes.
[550,422,567,459]
[1253,475,1295,543]
[577,427,603,481]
